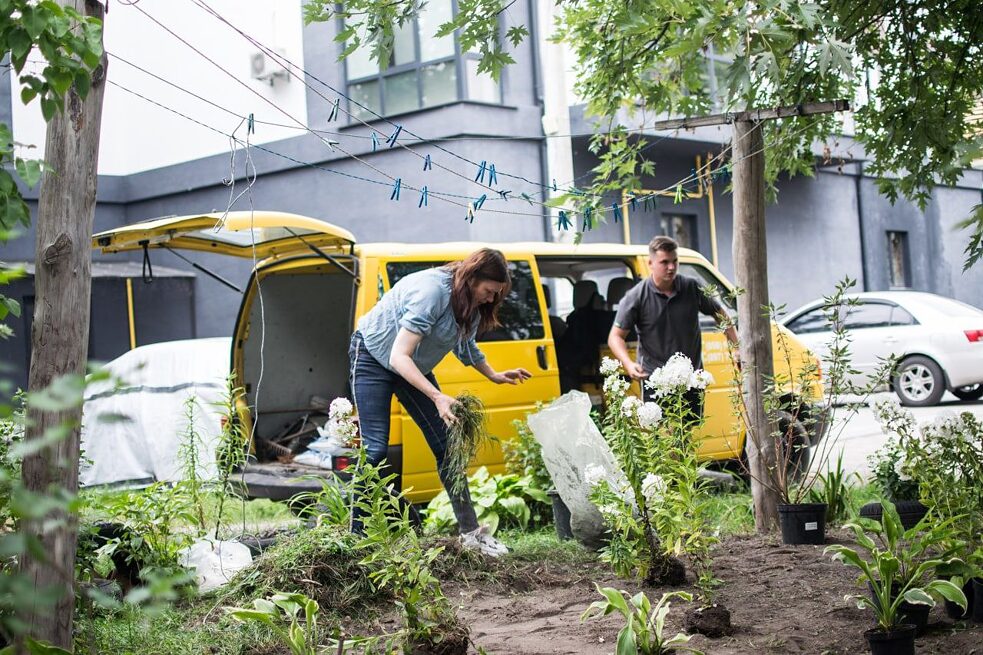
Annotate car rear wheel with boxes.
[952,384,983,402]
[894,356,945,407]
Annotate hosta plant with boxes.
[581,586,703,655]
[825,500,967,631]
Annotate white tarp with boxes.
[79,337,231,488]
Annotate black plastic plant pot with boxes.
[777,503,827,545]
[858,501,928,531]
[973,578,983,623]
[866,582,930,636]
[864,624,916,655]
[547,489,573,541]
[944,578,975,620]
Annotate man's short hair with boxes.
[648,236,678,254]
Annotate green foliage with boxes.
[555,1,983,245]
[424,466,550,535]
[825,500,968,631]
[211,374,248,539]
[305,0,524,83]
[0,637,71,654]
[807,450,859,525]
[503,413,552,494]
[227,592,322,655]
[581,586,703,655]
[177,396,207,534]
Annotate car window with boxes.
[842,302,893,330]
[384,260,545,342]
[890,305,918,326]
[784,307,830,334]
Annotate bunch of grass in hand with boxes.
[446,392,490,493]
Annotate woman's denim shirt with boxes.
[356,267,486,375]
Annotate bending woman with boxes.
[348,248,532,556]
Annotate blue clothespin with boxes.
[612,202,622,223]
[247,113,255,135]
[582,207,593,231]
[371,132,379,151]
[475,160,488,183]
[465,203,476,223]
[390,178,401,201]
[498,189,511,201]
[557,211,572,230]
[418,186,428,208]
[487,164,497,186]
[328,99,340,122]
[474,194,487,210]
[552,179,558,192]
[423,154,432,171]
[386,124,403,148]
[642,195,652,211]
[519,193,534,204]
[629,194,638,212]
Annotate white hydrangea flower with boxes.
[637,402,663,429]
[688,369,714,390]
[893,458,912,481]
[641,473,667,505]
[621,396,643,417]
[583,463,606,486]
[329,397,354,419]
[645,353,695,397]
[600,356,622,376]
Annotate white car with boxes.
[780,291,983,406]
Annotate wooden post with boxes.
[19,1,107,647]
[732,120,780,532]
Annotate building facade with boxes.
[1,0,981,391]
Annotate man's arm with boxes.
[608,326,647,380]
[715,312,740,368]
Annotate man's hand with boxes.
[492,368,533,385]
[433,393,459,426]
[625,361,648,380]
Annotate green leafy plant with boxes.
[227,592,321,655]
[807,450,859,525]
[502,412,552,494]
[825,500,967,631]
[424,466,550,535]
[177,395,208,534]
[581,586,703,655]
[212,374,248,539]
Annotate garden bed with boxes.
[427,529,981,655]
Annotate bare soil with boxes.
[438,529,982,655]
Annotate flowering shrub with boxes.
[867,397,919,501]
[870,400,983,573]
[589,356,719,600]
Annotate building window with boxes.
[660,214,697,250]
[887,231,910,288]
[345,0,502,120]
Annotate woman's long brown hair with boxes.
[444,248,511,336]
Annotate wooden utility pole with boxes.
[731,119,778,531]
[20,1,107,648]
[626,100,849,531]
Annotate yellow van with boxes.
[93,211,824,503]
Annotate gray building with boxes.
[2,4,982,392]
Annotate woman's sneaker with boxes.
[460,527,509,557]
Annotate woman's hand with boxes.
[433,392,459,426]
[492,368,533,385]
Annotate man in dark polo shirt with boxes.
[607,236,738,418]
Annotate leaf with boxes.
[900,588,934,607]
[924,579,967,609]
[615,622,637,655]
[15,159,43,188]
[596,586,631,616]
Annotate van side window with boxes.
[384,260,545,342]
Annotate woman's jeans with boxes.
[348,332,479,534]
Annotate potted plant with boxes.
[825,500,967,653]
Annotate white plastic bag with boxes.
[527,391,627,548]
[178,539,253,592]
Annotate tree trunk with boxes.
[19,1,107,648]
[732,120,780,532]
